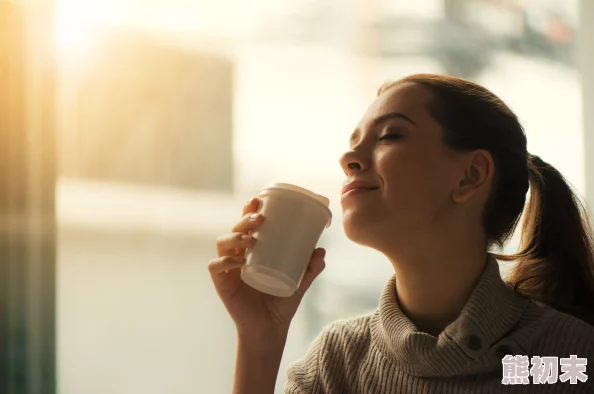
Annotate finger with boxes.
[216,232,258,257]
[242,197,261,216]
[231,211,265,234]
[208,256,246,278]
[236,197,264,256]
[208,256,245,297]
[295,248,326,297]
[232,212,264,256]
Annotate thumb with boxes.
[295,248,326,297]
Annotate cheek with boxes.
[378,152,452,209]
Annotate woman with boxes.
[208,74,594,393]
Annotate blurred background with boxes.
[2,0,594,393]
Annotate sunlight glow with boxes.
[53,2,101,69]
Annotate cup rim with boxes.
[259,183,332,228]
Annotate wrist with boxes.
[237,326,289,352]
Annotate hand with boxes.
[208,197,327,339]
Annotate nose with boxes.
[339,149,366,175]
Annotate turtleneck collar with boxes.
[370,253,531,377]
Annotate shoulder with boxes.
[291,313,373,366]
[285,314,373,394]
[318,314,373,350]
[523,302,594,357]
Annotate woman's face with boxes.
[339,82,469,250]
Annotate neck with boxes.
[383,229,489,337]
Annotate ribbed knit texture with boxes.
[285,254,594,393]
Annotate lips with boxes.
[341,180,379,196]
[341,188,377,200]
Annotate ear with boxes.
[452,150,494,203]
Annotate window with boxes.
[44,0,594,393]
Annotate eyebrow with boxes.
[349,112,416,144]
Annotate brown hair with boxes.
[379,74,594,325]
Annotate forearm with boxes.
[232,330,288,394]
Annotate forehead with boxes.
[359,82,433,126]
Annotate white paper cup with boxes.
[240,183,332,297]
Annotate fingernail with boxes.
[241,234,253,241]
[245,198,254,206]
[232,256,246,263]
[249,213,260,220]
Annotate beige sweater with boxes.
[285,255,594,393]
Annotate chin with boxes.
[342,210,379,245]
[342,209,410,251]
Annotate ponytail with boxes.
[495,154,594,325]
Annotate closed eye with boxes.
[379,134,402,142]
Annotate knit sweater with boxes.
[285,254,594,393]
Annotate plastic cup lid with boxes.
[262,183,330,208]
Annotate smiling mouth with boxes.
[341,188,379,198]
